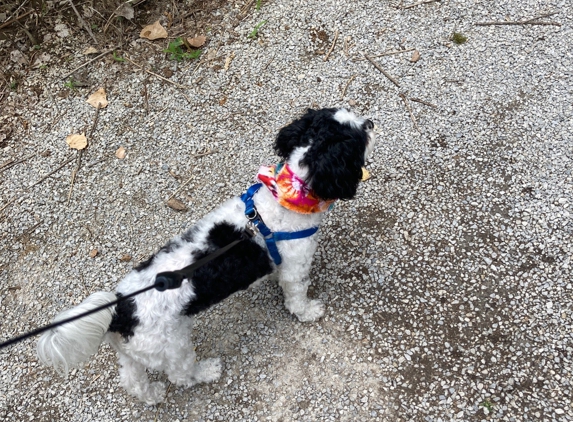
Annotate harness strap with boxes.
[241,184,319,265]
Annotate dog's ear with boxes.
[274,109,316,160]
[302,135,366,201]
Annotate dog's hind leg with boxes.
[164,345,222,388]
[118,353,166,405]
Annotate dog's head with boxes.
[274,108,376,200]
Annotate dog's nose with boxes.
[363,119,374,130]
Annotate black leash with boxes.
[0,228,254,350]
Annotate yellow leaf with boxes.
[86,87,108,109]
[66,133,88,150]
[187,35,206,48]
[115,146,126,159]
[167,198,187,211]
[140,21,168,40]
[361,167,371,181]
[83,46,99,55]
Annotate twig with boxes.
[68,0,98,44]
[341,74,356,99]
[61,48,115,80]
[0,152,36,174]
[154,382,172,422]
[166,150,217,201]
[524,11,559,22]
[30,156,75,187]
[402,0,440,10]
[0,9,34,31]
[143,106,169,125]
[239,0,256,20]
[409,97,437,108]
[324,30,339,62]
[0,196,19,216]
[399,93,421,133]
[361,52,400,88]
[476,12,561,27]
[67,105,102,206]
[125,57,189,89]
[353,48,416,61]
[475,20,561,27]
[343,36,352,56]
[143,81,150,115]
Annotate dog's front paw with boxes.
[293,299,325,322]
[193,358,222,384]
[142,381,166,405]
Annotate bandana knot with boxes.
[257,163,335,214]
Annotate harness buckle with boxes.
[245,208,258,221]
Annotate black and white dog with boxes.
[38,108,376,404]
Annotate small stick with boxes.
[0,196,19,215]
[409,97,437,108]
[154,382,172,422]
[0,152,36,174]
[30,157,75,187]
[476,12,561,27]
[343,36,352,56]
[399,93,421,133]
[402,0,440,10]
[125,57,189,89]
[0,9,34,31]
[324,30,339,62]
[475,20,561,27]
[143,81,150,115]
[166,150,217,201]
[354,48,416,61]
[143,106,169,125]
[68,0,98,45]
[361,52,400,88]
[67,105,102,206]
[341,74,356,98]
[61,48,115,80]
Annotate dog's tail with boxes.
[37,291,117,375]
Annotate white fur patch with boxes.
[287,145,311,179]
[333,108,364,128]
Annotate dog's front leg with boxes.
[277,249,324,322]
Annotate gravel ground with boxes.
[1,0,572,421]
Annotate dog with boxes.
[37,107,376,404]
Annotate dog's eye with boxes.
[363,119,374,130]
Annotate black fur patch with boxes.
[275,108,368,201]
[134,255,154,272]
[183,223,273,315]
[109,293,139,339]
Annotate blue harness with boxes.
[240,183,319,265]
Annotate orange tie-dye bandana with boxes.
[257,163,335,214]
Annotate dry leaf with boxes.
[66,133,88,150]
[187,35,206,48]
[140,21,168,40]
[410,50,421,63]
[361,167,371,181]
[120,254,132,262]
[167,198,187,211]
[87,88,108,108]
[83,46,99,55]
[116,3,134,20]
[115,146,126,159]
[89,249,98,258]
[224,52,235,71]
